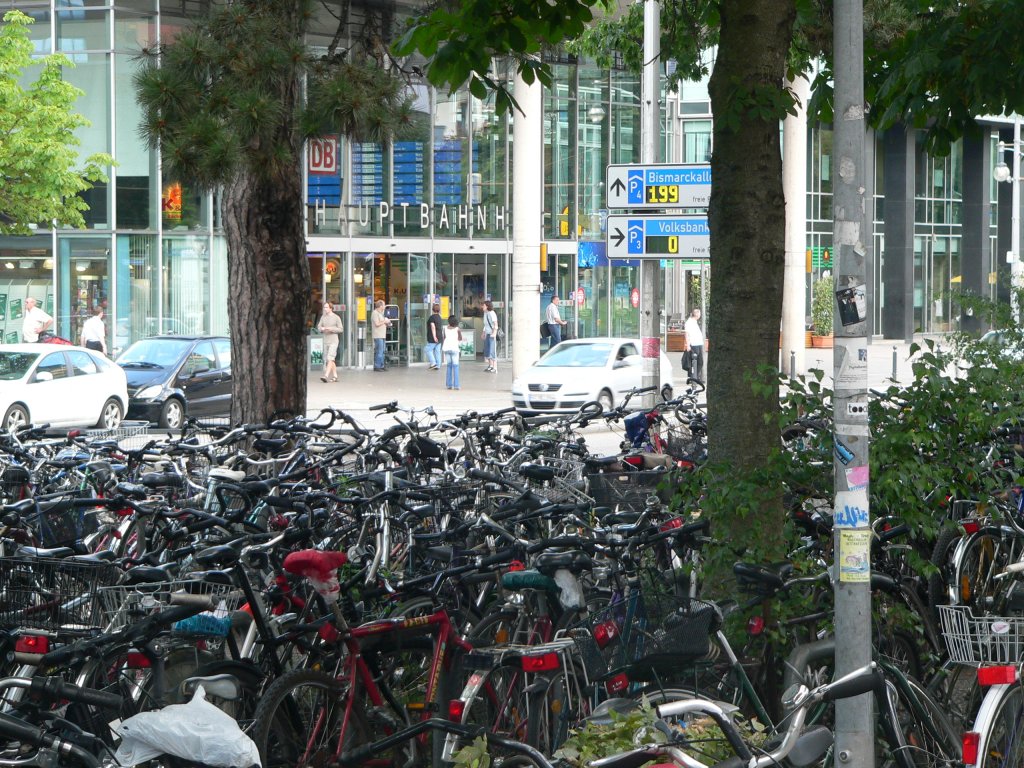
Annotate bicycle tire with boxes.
[251,667,405,768]
[525,657,590,754]
[878,674,961,768]
[927,524,960,618]
[954,526,1023,613]
[971,682,1024,768]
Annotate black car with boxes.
[117,336,232,428]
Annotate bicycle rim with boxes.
[979,683,1024,768]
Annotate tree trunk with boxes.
[706,0,796,559]
[223,170,309,424]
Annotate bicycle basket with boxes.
[586,469,672,511]
[569,592,719,682]
[97,580,246,636]
[939,605,1024,665]
[26,499,102,548]
[0,556,119,630]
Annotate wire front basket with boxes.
[97,580,247,636]
[507,452,589,503]
[586,469,672,512]
[0,557,119,630]
[569,590,719,682]
[939,605,1024,665]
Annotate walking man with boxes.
[317,301,343,382]
[371,299,391,371]
[684,308,705,382]
[545,295,567,347]
[80,306,107,354]
[425,303,443,370]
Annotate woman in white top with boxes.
[441,315,462,390]
[482,300,499,373]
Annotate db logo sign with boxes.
[308,137,338,175]
[630,288,640,308]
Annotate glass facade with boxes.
[0,1,1012,363]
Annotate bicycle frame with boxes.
[322,609,471,764]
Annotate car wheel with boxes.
[3,405,28,433]
[661,384,673,402]
[96,398,123,430]
[159,399,184,430]
[598,389,614,412]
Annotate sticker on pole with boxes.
[641,337,660,357]
[839,529,871,583]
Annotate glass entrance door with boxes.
[408,254,430,364]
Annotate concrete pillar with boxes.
[782,74,810,373]
[881,125,915,341]
[511,74,544,379]
[961,124,992,335]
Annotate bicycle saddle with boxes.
[535,550,593,575]
[180,674,242,702]
[66,550,116,564]
[500,569,560,594]
[283,549,348,581]
[733,561,794,594]
[140,472,186,488]
[518,463,556,483]
[15,545,75,558]
[195,543,241,568]
[123,564,175,584]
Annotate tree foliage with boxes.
[869,0,1024,153]
[0,10,112,235]
[134,0,414,423]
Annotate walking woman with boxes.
[442,315,462,390]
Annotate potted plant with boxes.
[810,273,834,348]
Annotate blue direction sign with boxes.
[606,215,710,259]
[606,163,711,209]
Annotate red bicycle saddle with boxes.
[283,549,349,582]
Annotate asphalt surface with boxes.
[304,335,937,443]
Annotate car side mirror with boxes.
[613,360,629,369]
[189,365,210,376]
[34,371,53,383]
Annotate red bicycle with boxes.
[250,549,473,767]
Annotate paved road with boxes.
[306,336,935,420]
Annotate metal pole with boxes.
[832,0,874,765]
[789,350,796,380]
[1011,114,1021,324]
[639,0,660,409]
[891,345,897,382]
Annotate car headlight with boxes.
[136,385,163,399]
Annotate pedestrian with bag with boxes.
[482,300,499,372]
[683,308,705,382]
[425,303,443,370]
[442,315,462,390]
[317,301,343,382]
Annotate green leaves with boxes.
[393,0,599,111]
[0,10,113,234]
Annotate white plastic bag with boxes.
[113,685,261,767]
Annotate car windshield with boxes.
[536,343,613,368]
[117,338,192,367]
[0,352,39,380]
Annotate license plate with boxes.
[531,394,554,403]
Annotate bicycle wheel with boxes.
[927,525,960,617]
[251,668,349,768]
[455,660,531,742]
[926,659,982,734]
[974,682,1024,768]
[879,674,961,768]
[525,659,591,754]
[954,527,1022,613]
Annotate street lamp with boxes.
[995,114,1023,322]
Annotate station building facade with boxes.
[0,1,1015,363]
